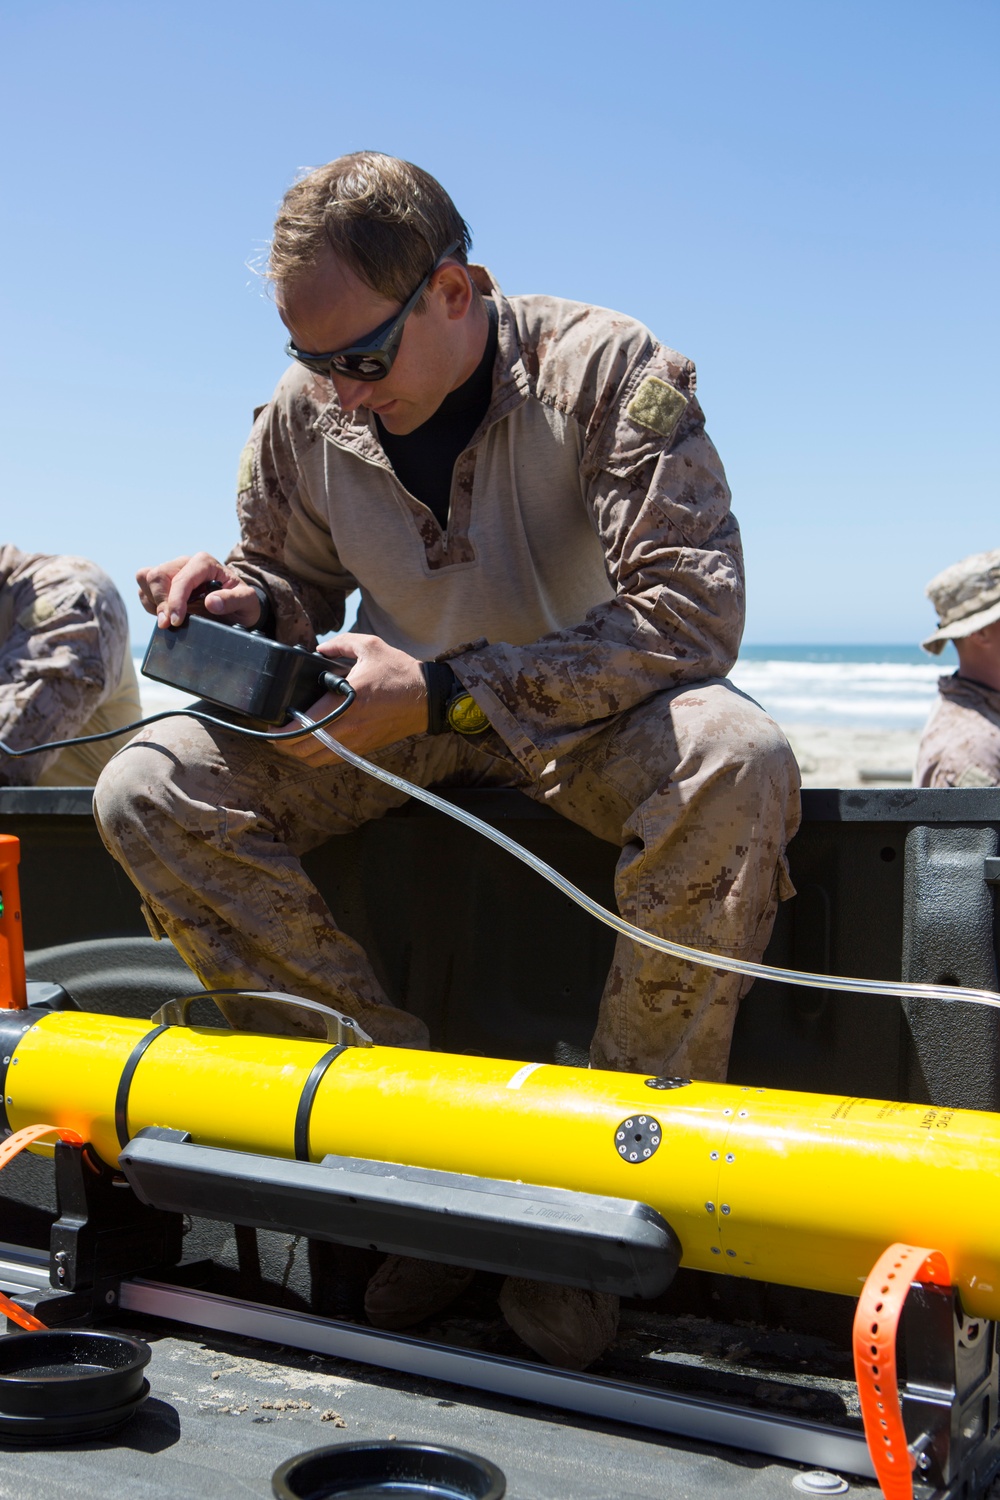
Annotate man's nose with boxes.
[332,375,375,412]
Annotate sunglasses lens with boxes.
[288,349,331,376]
[330,353,389,382]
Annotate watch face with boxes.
[447,693,490,735]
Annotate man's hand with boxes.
[275,633,428,766]
[137,552,262,630]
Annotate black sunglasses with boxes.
[284,239,462,383]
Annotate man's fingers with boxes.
[136,557,191,619]
[318,635,363,667]
[203,583,262,628]
[163,554,226,627]
[136,552,260,632]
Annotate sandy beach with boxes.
[786,725,921,789]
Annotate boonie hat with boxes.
[922,548,1000,654]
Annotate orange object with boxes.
[0,1290,47,1332]
[0,1123,83,1331]
[853,1242,952,1500]
[0,835,27,1009]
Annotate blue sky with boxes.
[1,0,996,645]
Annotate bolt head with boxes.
[791,1472,849,1495]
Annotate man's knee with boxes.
[93,742,164,856]
[93,721,220,853]
[731,705,800,797]
[646,683,798,809]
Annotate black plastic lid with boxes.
[0,1330,151,1443]
[273,1441,506,1499]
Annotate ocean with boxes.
[134,643,948,734]
[730,645,944,731]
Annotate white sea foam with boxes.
[730,658,942,729]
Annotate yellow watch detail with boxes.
[446,692,490,735]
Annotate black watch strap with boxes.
[422,662,458,735]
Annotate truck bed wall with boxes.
[3,785,999,1111]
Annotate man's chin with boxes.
[374,406,423,436]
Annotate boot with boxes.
[499,1277,619,1369]
[364,1254,475,1330]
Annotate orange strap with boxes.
[0,1124,85,1332]
[0,834,27,1009]
[853,1242,952,1500]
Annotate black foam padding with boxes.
[118,1128,680,1299]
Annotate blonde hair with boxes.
[269,152,471,302]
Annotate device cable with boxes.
[291,706,1000,1014]
[0,673,355,762]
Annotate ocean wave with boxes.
[730,660,939,727]
[732,660,942,688]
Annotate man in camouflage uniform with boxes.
[94,153,801,1368]
[0,544,140,787]
[917,549,1000,788]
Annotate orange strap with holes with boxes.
[853,1242,952,1500]
[0,835,27,1009]
[0,1124,85,1332]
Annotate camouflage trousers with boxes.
[93,678,801,1082]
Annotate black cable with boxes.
[0,671,354,760]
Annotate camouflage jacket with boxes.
[229,268,744,777]
[915,673,1000,788]
[0,544,140,787]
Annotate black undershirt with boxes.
[376,300,498,530]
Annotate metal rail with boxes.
[119,1276,875,1479]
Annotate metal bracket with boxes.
[902,1283,1000,1498]
[3,1140,184,1329]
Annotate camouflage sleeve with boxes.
[226,398,357,650]
[0,554,130,787]
[450,348,744,775]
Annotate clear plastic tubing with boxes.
[292,710,1000,1013]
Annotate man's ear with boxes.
[431,261,475,321]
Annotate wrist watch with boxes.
[445,685,490,735]
[421,661,491,736]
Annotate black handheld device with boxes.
[141,614,350,727]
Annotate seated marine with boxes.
[94,152,801,1368]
